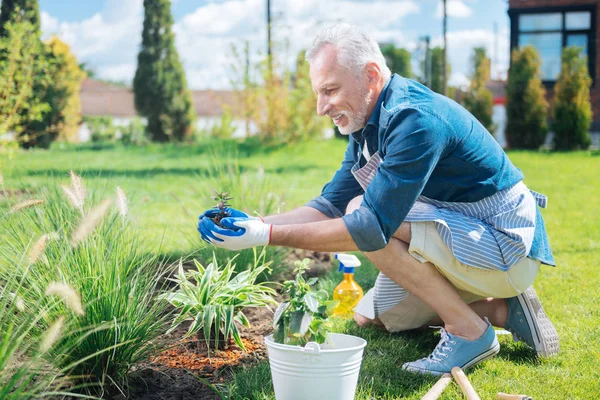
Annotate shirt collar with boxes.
[351,74,395,142]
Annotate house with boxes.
[508,0,599,133]
[78,78,254,140]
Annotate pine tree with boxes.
[551,46,592,150]
[0,0,40,37]
[133,0,195,142]
[463,47,495,133]
[505,46,549,149]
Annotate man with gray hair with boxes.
[198,24,559,375]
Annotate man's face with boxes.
[310,45,373,135]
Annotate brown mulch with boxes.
[124,304,276,400]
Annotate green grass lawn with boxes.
[1,142,598,399]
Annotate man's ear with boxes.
[365,62,381,86]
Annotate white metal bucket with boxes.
[264,333,367,400]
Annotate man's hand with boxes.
[198,217,271,251]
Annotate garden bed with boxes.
[124,250,333,400]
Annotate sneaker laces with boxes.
[423,327,457,364]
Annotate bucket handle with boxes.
[302,342,320,354]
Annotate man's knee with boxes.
[353,311,384,328]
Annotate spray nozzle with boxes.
[335,253,361,273]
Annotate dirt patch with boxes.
[124,305,275,400]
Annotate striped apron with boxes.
[351,148,548,316]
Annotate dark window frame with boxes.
[508,4,596,88]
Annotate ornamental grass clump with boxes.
[160,248,277,353]
[0,171,173,395]
[273,258,339,346]
[0,269,93,398]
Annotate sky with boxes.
[35,0,511,90]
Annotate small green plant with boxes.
[210,190,233,227]
[273,258,339,346]
[160,249,277,352]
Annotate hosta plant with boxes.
[273,258,339,346]
[160,248,277,352]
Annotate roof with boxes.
[79,78,239,118]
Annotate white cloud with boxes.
[435,0,473,19]
[39,0,426,89]
[40,0,143,85]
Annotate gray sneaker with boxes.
[505,286,559,357]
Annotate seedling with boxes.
[272,258,339,346]
[210,190,232,227]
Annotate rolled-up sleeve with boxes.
[305,137,363,218]
[342,108,448,251]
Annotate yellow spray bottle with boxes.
[332,253,364,318]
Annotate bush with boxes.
[121,117,148,146]
[463,47,496,133]
[505,46,549,149]
[84,115,117,143]
[0,172,173,394]
[551,46,592,150]
[0,15,51,144]
[29,36,86,144]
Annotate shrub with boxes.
[84,115,117,143]
[0,172,173,394]
[463,47,496,133]
[505,46,549,149]
[551,46,592,150]
[120,117,148,146]
[160,250,277,352]
[0,14,51,143]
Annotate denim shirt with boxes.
[307,74,555,266]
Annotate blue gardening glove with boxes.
[198,216,271,251]
[200,207,262,221]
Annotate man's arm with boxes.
[263,206,332,225]
[270,218,358,252]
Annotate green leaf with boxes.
[203,305,216,350]
[302,293,319,313]
[289,311,312,336]
[272,302,289,328]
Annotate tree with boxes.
[0,0,40,37]
[463,47,495,133]
[421,46,449,95]
[505,46,549,149]
[0,17,49,137]
[0,4,55,148]
[133,0,195,142]
[551,46,592,150]
[286,50,330,142]
[30,37,87,144]
[380,44,411,78]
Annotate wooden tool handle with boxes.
[496,393,532,400]
[421,373,452,400]
[451,367,480,400]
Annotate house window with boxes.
[513,7,594,82]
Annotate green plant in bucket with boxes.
[273,258,339,346]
